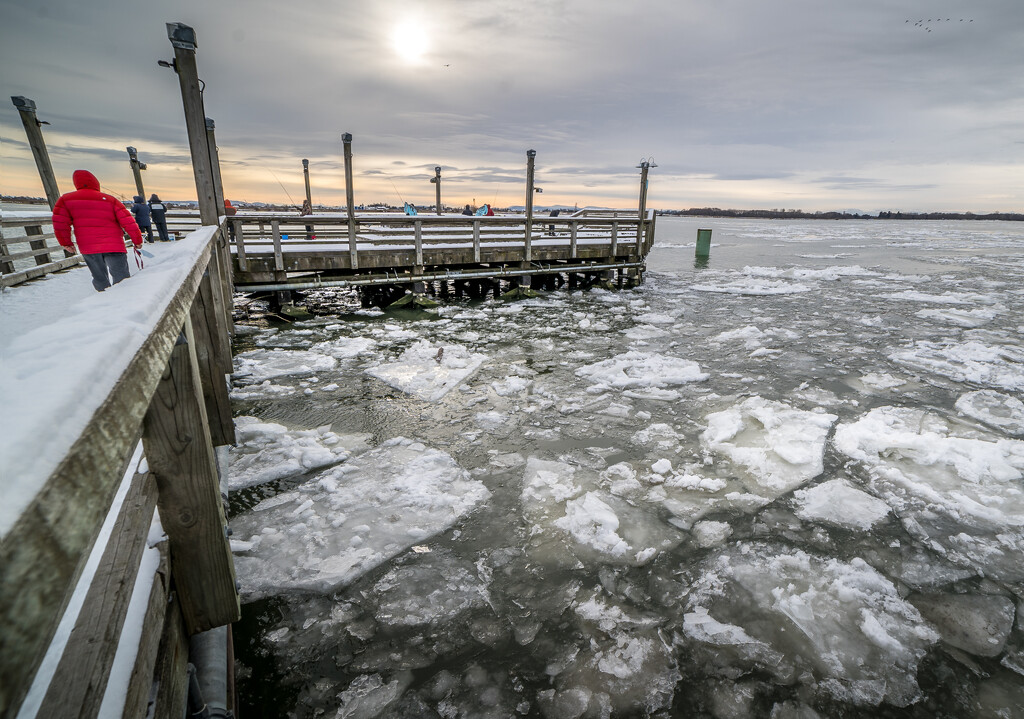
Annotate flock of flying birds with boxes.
[907,17,973,32]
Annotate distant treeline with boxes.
[661,208,1024,221]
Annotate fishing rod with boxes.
[389,177,405,206]
[264,166,301,210]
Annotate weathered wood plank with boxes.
[189,267,236,448]
[150,588,189,719]
[0,255,83,287]
[122,541,171,719]
[232,218,247,272]
[37,468,158,718]
[142,319,239,635]
[272,220,283,271]
[0,233,213,717]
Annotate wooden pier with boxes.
[1,19,658,719]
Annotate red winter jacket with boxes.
[52,170,143,254]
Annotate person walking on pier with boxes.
[131,195,154,243]
[148,194,171,242]
[53,170,143,292]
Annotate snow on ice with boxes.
[232,438,490,599]
[366,340,486,401]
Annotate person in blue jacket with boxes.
[148,194,171,242]
[131,195,154,243]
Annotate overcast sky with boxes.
[3,0,1023,212]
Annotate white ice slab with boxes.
[366,340,486,401]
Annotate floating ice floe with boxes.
[834,406,1024,581]
[366,340,486,401]
[233,348,337,381]
[232,438,490,599]
[690,277,813,295]
[229,380,297,400]
[879,289,996,305]
[228,416,360,490]
[857,372,907,391]
[955,390,1024,435]
[681,544,939,707]
[915,307,999,328]
[371,550,491,628]
[793,479,891,530]
[701,396,838,498]
[890,340,1024,391]
[575,350,708,391]
[521,457,682,566]
[311,335,377,359]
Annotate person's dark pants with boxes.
[83,252,131,292]
[154,218,171,242]
[140,223,154,243]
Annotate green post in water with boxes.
[696,228,712,258]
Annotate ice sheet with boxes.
[366,340,486,401]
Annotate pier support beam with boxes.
[126,146,147,199]
[142,321,239,635]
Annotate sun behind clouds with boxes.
[391,19,430,65]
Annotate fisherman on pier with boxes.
[131,195,154,243]
[148,194,171,242]
[53,170,143,292]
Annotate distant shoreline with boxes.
[3,196,1020,221]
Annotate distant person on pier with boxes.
[461,204,473,216]
[131,195,154,243]
[148,194,171,242]
[300,198,314,239]
[224,198,238,242]
[52,170,143,292]
[548,208,560,235]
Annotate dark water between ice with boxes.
[228,217,1024,719]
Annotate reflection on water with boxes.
[230,217,1024,718]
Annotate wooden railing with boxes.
[206,209,656,277]
[0,214,81,288]
[0,223,239,719]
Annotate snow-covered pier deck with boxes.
[0,225,240,718]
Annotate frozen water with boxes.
[701,396,838,498]
[366,339,486,401]
[680,544,939,707]
[226,218,1024,718]
[228,416,361,490]
[232,438,490,599]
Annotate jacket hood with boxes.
[72,170,100,191]
[134,195,143,202]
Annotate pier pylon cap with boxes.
[11,96,36,112]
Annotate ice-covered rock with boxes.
[908,593,1015,657]
[682,544,939,707]
[834,406,1024,580]
[793,479,891,530]
[228,416,358,490]
[366,340,486,401]
[956,390,1024,435]
[232,438,490,599]
[701,397,838,498]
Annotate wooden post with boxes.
[636,160,654,249]
[126,146,147,199]
[272,219,284,271]
[26,224,50,267]
[472,219,481,263]
[166,24,218,227]
[232,218,247,271]
[302,158,312,208]
[204,117,235,336]
[524,149,536,264]
[142,320,239,634]
[11,96,61,209]
[342,133,358,269]
[190,270,236,447]
[430,166,442,215]
[570,220,578,257]
[414,220,423,267]
[166,24,235,397]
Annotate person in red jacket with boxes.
[53,170,143,291]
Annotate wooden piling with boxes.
[127,146,147,199]
[11,96,61,209]
[342,133,358,269]
[431,166,442,215]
